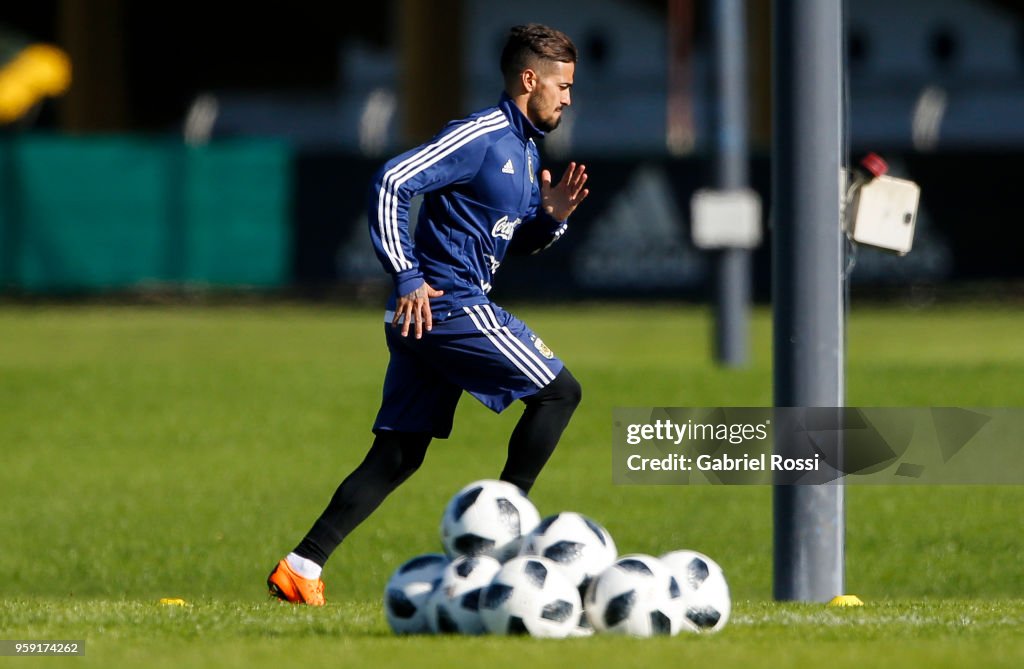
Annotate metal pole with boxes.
[710,0,751,367]
[771,0,846,602]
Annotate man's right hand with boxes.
[393,282,445,339]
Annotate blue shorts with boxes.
[372,302,564,438]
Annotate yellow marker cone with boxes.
[159,598,188,606]
[827,594,864,607]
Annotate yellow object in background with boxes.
[0,42,72,124]
[19,44,72,95]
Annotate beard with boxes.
[535,114,562,133]
[528,94,562,133]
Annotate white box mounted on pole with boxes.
[843,152,921,255]
[691,187,762,249]
[846,175,920,255]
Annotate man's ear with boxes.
[521,68,538,92]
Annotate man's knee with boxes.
[558,367,582,409]
[371,431,431,479]
[528,367,582,409]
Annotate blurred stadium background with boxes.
[1,0,1022,303]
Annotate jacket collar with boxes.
[499,92,545,141]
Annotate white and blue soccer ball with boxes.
[383,553,449,635]
[478,555,582,638]
[520,511,618,591]
[519,511,618,637]
[425,554,503,635]
[661,549,732,633]
[440,479,541,562]
[585,554,685,637]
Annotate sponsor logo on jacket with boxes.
[491,215,522,241]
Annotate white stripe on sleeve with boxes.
[376,110,508,272]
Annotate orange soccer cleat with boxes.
[267,558,326,606]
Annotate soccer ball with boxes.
[440,479,541,562]
[519,511,618,637]
[585,554,684,637]
[520,511,618,591]
[661,549,732,633]
[425,554,503,635]
[383,553,449,635]
[478,555,582,638]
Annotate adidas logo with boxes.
[501,159,515,175]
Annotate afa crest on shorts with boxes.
[531,336,554,359]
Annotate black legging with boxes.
[293,367,582,566]
[500,366,582,491]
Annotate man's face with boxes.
[526,60,575,133]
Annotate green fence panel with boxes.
[0,135,292,293]
[13,136,173,292]
[0,140,14,286]
[181,140,291,286]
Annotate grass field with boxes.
[1,301,1022,667]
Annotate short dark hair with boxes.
[500,24,577,83]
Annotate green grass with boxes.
[1,599,1021,669]
[1,302,1023,668]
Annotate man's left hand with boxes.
[540,162,589,221]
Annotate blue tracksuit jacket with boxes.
[367,92,568,319]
